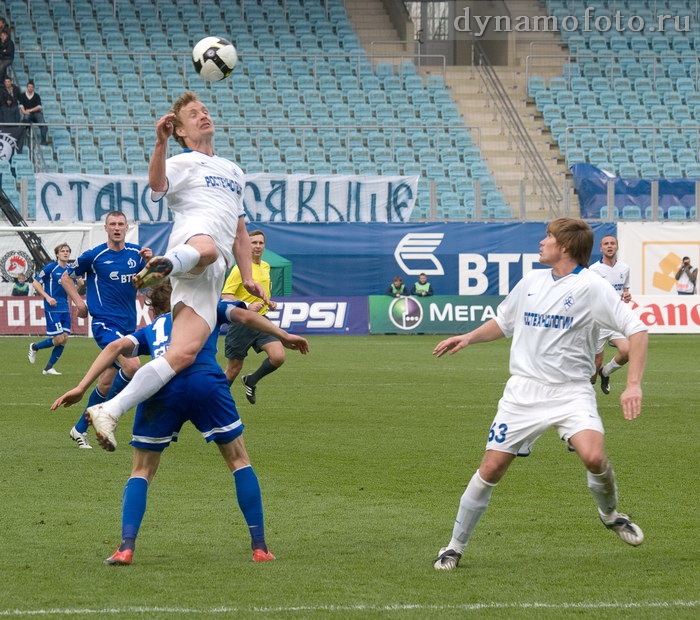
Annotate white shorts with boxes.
[596,328,625,354]
[485,375,604,457]
[170,254,226,333]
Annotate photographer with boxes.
[675,257,697,295]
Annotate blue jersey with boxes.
[37,261,69,312]
[70,243,145,333]
[129,300,246,374]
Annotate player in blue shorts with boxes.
[60,210,151,449]
[28,243,75,376]
[52,280,309,565]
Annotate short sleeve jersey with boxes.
[69,243,145,333]
[157,150,245,267]
[127,300,246,373]
[588,258,630,296]
[495,267,646,384]
[37,261,69,312]
[222,261,271,315]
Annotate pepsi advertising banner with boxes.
[369,295,505,334]
[266,296,369,335]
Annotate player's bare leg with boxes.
[435,450,515,570]
[569,430,643,546]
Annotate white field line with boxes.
[1,601,699,615]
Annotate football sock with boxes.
[602,358,623,377]
[164,244,201,276]
[75,387,107,433]
[106,368,132,400]
[248,358,278,386]
[34,338,53,351]
[587,464,618,520]
[448,470,497,554]
[119,477,149,551]
[45,345,64,370]
[233,465,266,550]
[107,357,176,419]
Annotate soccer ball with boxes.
[192,36,238,82]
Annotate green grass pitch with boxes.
[0,334,697,618]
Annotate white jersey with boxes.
[588,258,630,297]
[156,150,245,267]
[495,267,646,384]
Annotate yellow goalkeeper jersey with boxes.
[222,260,271,315]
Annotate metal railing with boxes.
[472,42,563,216]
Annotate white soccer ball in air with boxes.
[192,36,238,82]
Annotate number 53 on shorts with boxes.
[488,422,508,444]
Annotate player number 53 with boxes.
[488,422,508,444]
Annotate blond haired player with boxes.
[86,91,265,451]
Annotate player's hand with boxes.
[622,291,632,303]
[47,296,57,306]
[267,300,277,311]
[243,280,268,304]
[433,334,469,358]
[247,301,264,313]
[281,334,309,354]
[76,302,88,319]
[50,387,85,410]
[620,384,642,420]
[139,247,153,261]
[155,113,175,142]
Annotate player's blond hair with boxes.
[54,243,71,256]
[171,91,201,148]
[146,279,173,317]
[547,218,594,267]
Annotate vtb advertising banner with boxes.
[369,295,505,335]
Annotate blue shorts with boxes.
[92,320,132,349]
[130,366,244,452]
[45,311,71,336]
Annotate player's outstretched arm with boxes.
[233,219,268,303]
[620,330,648,420]
[60,271,88,317]
[50,338,135,410]
[433,319,505,358]
[31,278,56,306]
[228,306,309,354]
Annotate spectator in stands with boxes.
[19,80,48,145]
[0,76,20,123]
[0,18,9,35]
[386,276,408,297]
[675,257,697,295]
[0,29,14,82]
[411,273,434,297]
[11,273,30,296]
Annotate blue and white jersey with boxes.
[69,242,146,333]
[36,261,69,312]
[153,149,245,268]
[495,267,646,384]
[126,300,246,373]
[588,258,630,296]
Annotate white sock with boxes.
[164,244,201,276]
[107,357,177,418]
[602,358,623,377]
[448,470,497,554]
[587,465,618,520]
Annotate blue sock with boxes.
[34,338,54,351]
[45,345,65,370]
[233,465,266,549]
[106,368,131,400]
[120,477,149,551]
[74,387,107,433]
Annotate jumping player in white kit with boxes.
[86,91,266,451]
[432,218,648,571]
[588,234,631,395]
